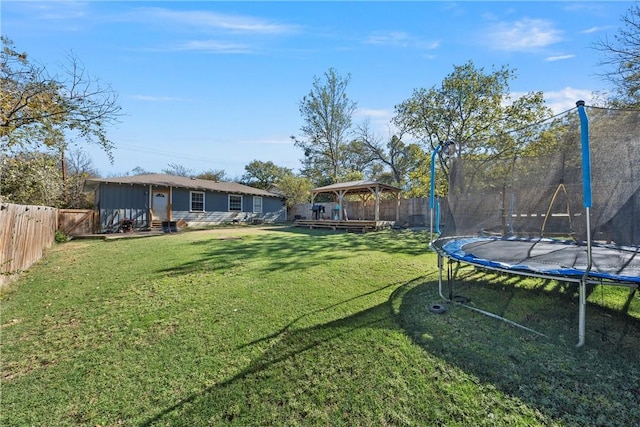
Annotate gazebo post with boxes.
[374,186,380,221]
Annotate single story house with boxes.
[83,174,286,233]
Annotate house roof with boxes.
[84,174,283,198]
[311,180,402,197]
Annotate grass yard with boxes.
[1,226,639,426]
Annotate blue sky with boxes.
[2,1,634,179]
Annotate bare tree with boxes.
[593,3,640,107]
[63,149,99,208]
[1,37,122,158]
[162,163,195,177]
[352,120,422,186]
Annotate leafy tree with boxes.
[342,169,366,182]
[0,148,99,208]
[196,169,227,182]
[403,151,438,198]
[273,173,314,209]
[292,68,357,184]
[593,2,640,108]
[341,137,378,179]
[393,61,551,194]
[1,37,122,157]
[0,151,63,206]
[241,160,292,189]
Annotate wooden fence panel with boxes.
[58,209,95,236]
[0,203,57,289]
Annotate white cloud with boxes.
[20,1,89,21]
[366,32,412,47]
[170,40,253,54]
[2,1,92,31]
[545,54,575,62]
[508,87,598,114]
[355,108,393,119]
[136,7,298,35]
[582,26,611,34]
[485,18,563,51]
[365,31,440,50]
[543,87,597,113]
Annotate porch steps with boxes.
[149,220,163,232]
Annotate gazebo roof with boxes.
[311,180,402,198]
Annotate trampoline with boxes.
[434,237,640,285]
[431,102,640,346]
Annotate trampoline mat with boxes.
[434,237,640,284]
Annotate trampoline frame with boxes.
[434,241,639,344]
[430,101,639,347]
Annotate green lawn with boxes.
[2,226,639,426]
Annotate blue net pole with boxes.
[577,101,592,208]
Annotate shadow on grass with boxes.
[157,227,432,277]
[393,274,640,425]
[140,277,427,426]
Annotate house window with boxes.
[191,191,205,212]
[253,196,263,213]
[229,194,242,211]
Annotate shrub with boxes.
[54,230,69,243]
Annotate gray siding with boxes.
[263,197,285,214]
[97,183,150,231]
[171,188,189,211]
[98,183,148,210]
[95,183,286,232]
[207,192,230,211]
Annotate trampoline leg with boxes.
[577,280,586,347]
[437,254,448,301]
[447,260,454,301]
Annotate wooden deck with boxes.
[294,219,395,233]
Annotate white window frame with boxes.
[229,194,242,211]
[253,196,263,213]
[190,191,205,212]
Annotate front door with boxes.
[152,190,169,221]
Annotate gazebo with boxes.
[296,180,402,232]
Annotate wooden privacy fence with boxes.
[0,203,58,289]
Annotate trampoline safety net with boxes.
[439,106,640,249]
